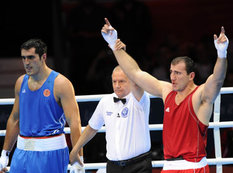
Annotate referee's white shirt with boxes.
[89,92,151,161]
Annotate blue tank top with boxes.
[19,71,66,137]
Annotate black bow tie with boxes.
[113,97,126,104]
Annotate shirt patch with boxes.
[106,111,113,116]
[165,107,170,112]
[121,107,129,118]
[43,89,51,97]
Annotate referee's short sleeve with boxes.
[88,98,105,130]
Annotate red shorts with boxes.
[161,157,209,173]
[161,164,209,173]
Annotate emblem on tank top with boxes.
[106,111,113,116]
[121,107,128,118]
[22,89,26,93]
[165,107,170,112]
[43,89,51,97]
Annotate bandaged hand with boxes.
[70,156,85,173]
[101,18,118,50]
[214,26,229,58]
[70,162,85,173]
[0,150,9,171]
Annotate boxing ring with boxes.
[0,87,233,173]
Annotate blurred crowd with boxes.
[62,0,233,95]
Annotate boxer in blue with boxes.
[0,39,84,173]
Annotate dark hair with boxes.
[171,56,195,74]
[20,39,47,58]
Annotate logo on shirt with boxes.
[106,111,113,116]
[22,89,26,93]
[43,89,51,97]
[121,107,129,118]
[165,107,170,112]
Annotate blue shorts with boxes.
[10,147,69,173]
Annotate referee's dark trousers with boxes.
[106,151,152,173]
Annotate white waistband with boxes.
[17,134,67,151]
[163,157,207,170]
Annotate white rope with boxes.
[75,158,233,169]
[4,157,233,172]
[1,121,233,136]
[0,87,232,105]
[214,94,223,172]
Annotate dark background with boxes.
[0,0,233,170]
[0,0,233,94]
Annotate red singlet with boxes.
[163,86,208,162]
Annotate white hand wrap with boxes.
[214,37,229,58]
[70,156,85,173]
[101,26,118,50]
[0,150,9,170]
